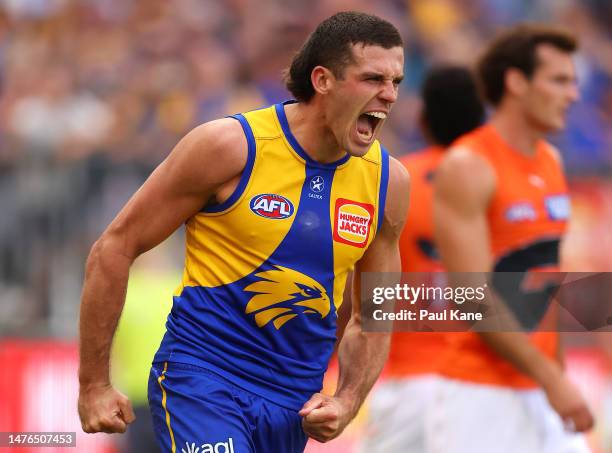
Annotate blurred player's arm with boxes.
[78,118,247,434]
[553,144,568,369]
[300,157,410,442]
[434,148,594,432]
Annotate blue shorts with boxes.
[148,362,308,453]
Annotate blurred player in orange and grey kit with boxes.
[432,24,594,453]
[360,65,484,452]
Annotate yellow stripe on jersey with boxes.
[157,362,176,453]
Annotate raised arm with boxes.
[78,118,247,434]
[299,156,410,442]
[434,148,593,432]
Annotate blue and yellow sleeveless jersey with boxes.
[154,101,390,410]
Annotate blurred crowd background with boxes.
[2,0,612,336]
[0,0,610,452]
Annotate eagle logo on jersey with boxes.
[244,266,330,329]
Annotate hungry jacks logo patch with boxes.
[333,198,374,248]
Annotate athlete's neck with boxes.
[283,102,347,164]
[489,107,543,157]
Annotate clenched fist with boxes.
[299,393,353,443]
[78,384,136,434]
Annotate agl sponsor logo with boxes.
[181,438,235,453]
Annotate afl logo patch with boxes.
[333,198,374,248]
[250,194,295,219]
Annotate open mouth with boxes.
[356,111,387,143]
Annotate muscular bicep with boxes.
[352,157,410,316]
[434,149,495,272]
[99,118,247,259]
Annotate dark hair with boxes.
[421,65,485,146]
[285,11,403,102]
[477,23,577,106]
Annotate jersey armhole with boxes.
[201,114,256,213]
[376,146,390,234]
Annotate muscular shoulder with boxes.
[195,117,246,149]
[164,117,248,192]
[388,155,411,194]
[435,145,496,213]
[382,156,411,236]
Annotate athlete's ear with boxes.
[505,68,529,98]
[311,66,335,95]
